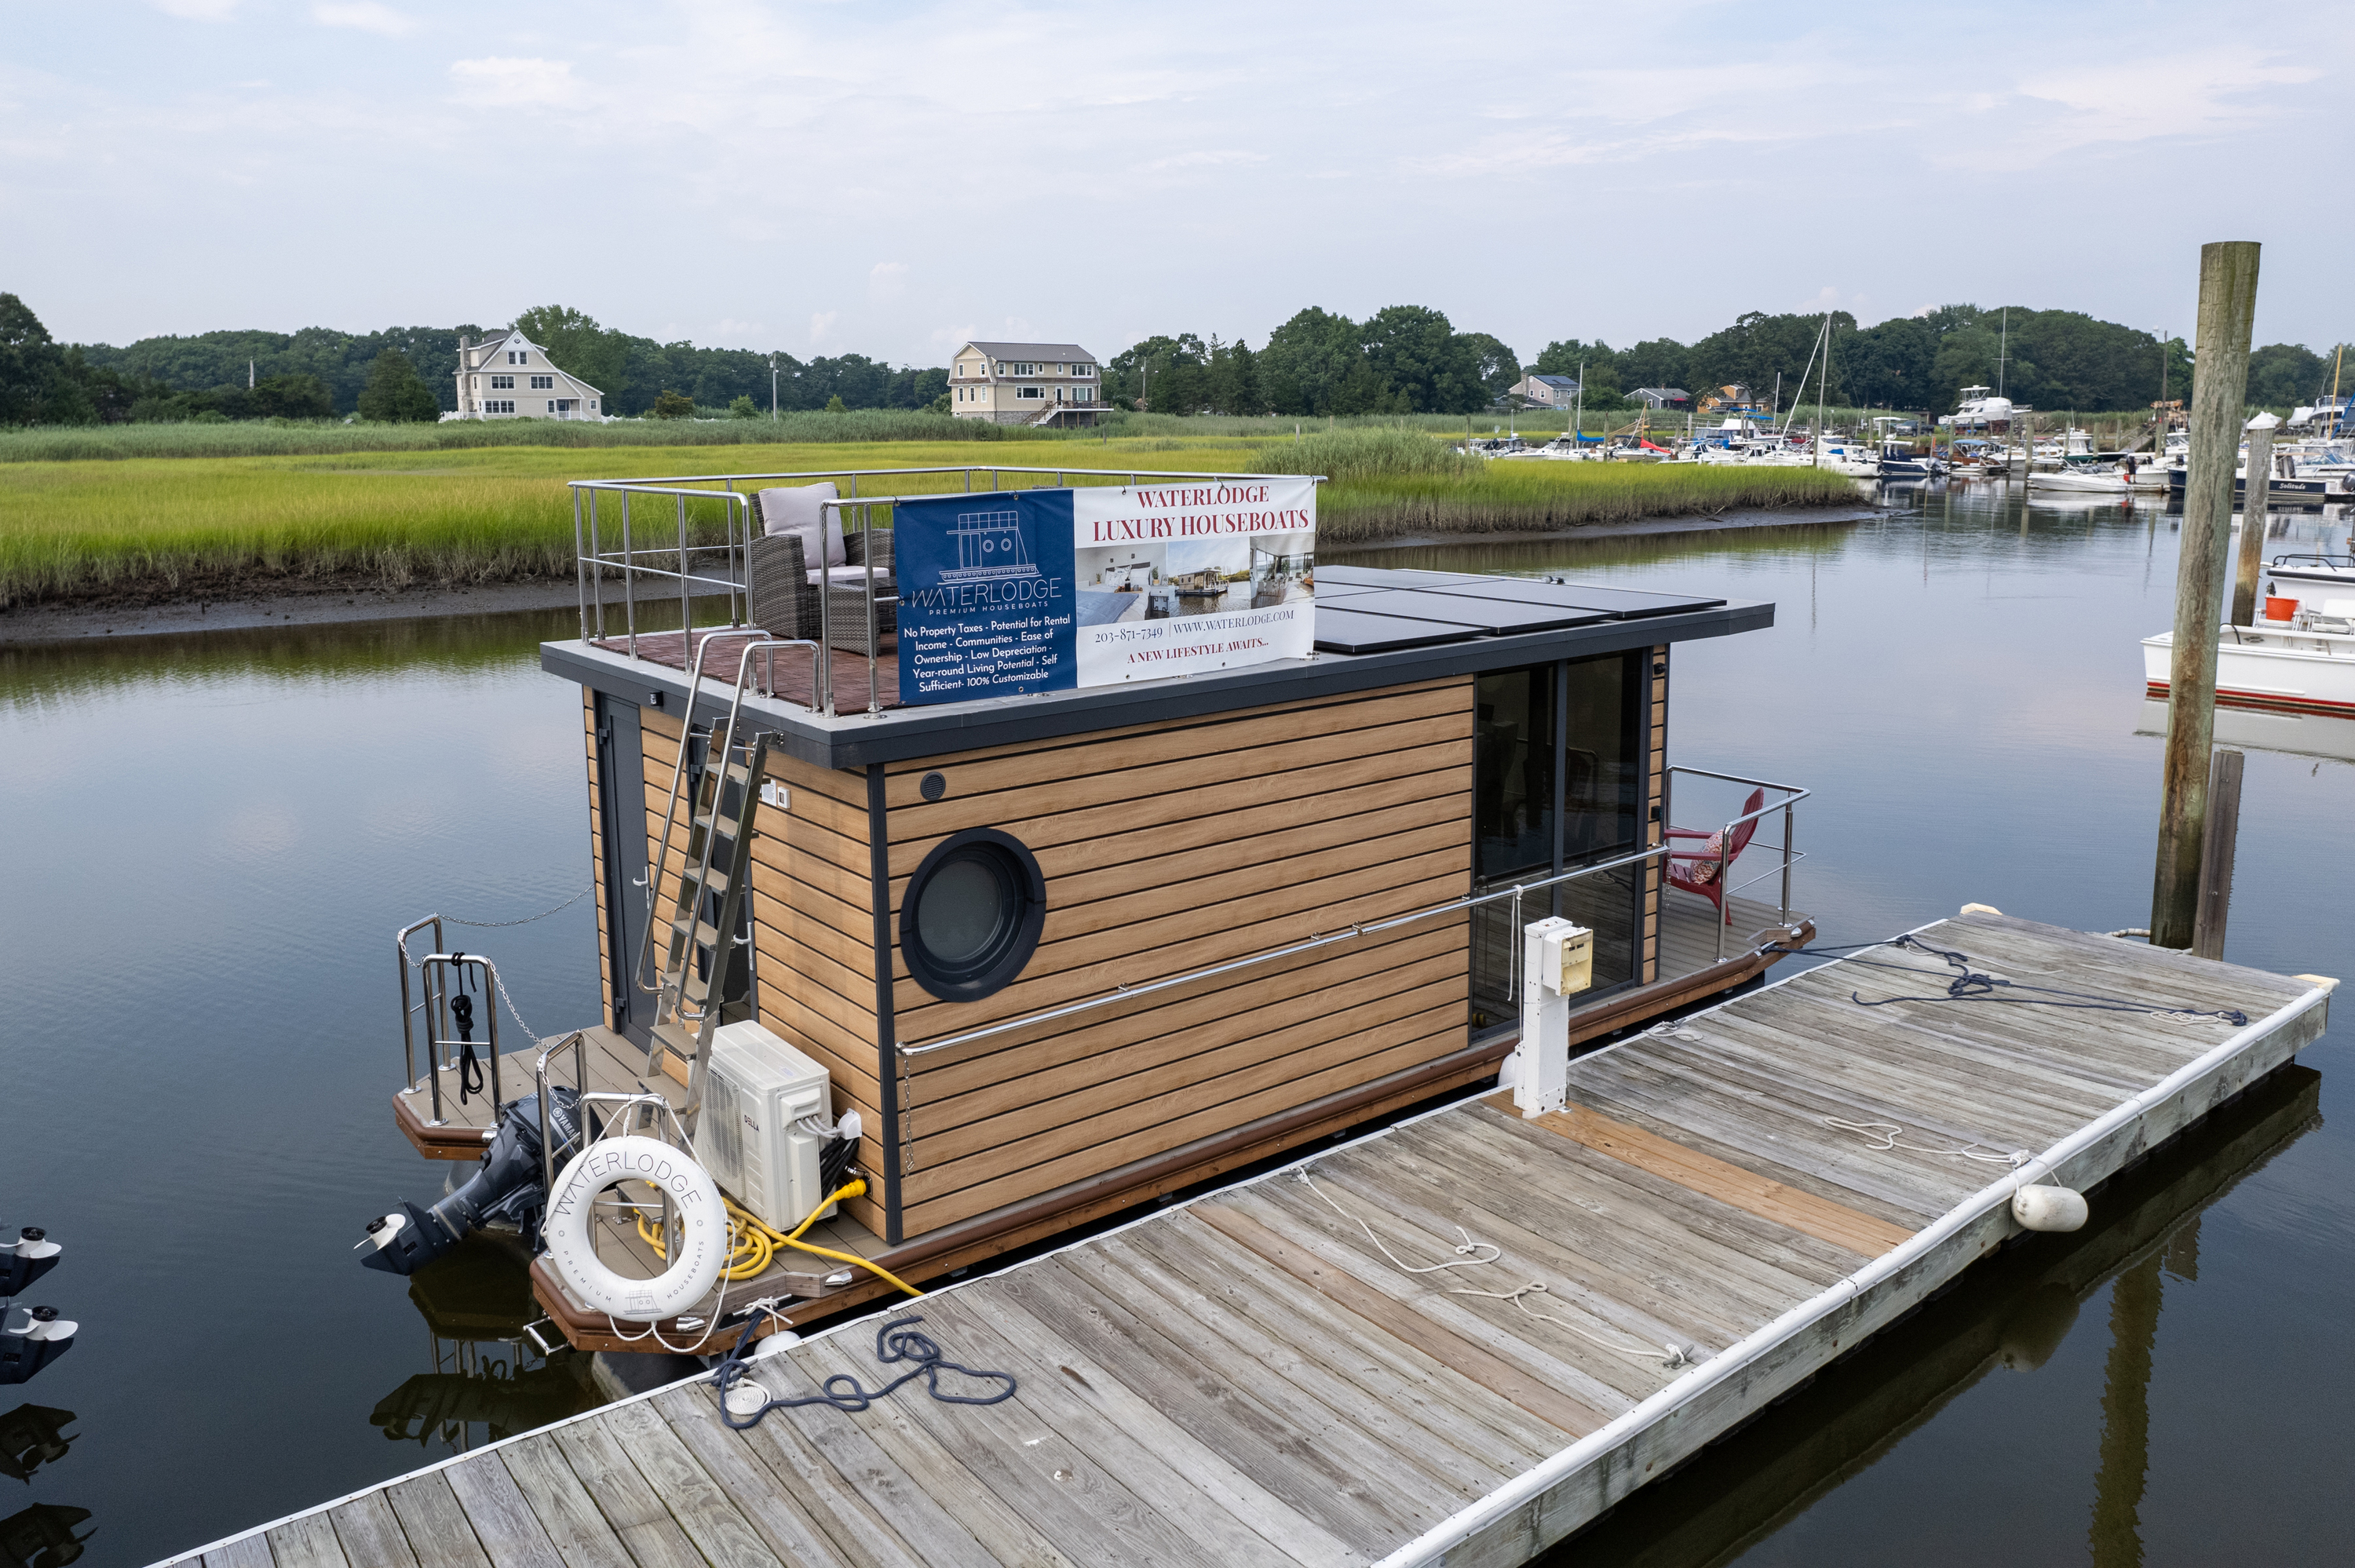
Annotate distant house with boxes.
[1630,387,1690,410]
[451,328,606,421]
[949,341,1104,425]
[1506,373,1580,408]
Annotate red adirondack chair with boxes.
[1666,787,1765,923]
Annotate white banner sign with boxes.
[1070,476,1318,687]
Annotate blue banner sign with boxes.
[896,490,1077,704]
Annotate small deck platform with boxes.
[590,630,900,713]
[216,912,2330,1567]
[390,1024,899,1337]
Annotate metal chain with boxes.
[440,885,593,929]
[396,885,593,1049]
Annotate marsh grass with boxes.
[0,433,1862,606]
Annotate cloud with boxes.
[312,2,416,38]
[808,311,841,349]
[2009,47,2319,153]
[149,0,238,18]
[447,57,580,109]
[1135,149,1268,173]
[868,261,910,302]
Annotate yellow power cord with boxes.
[633,1177,924,1298]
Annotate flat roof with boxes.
[541,566,1772,771]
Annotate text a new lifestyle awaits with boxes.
[895,477,1318,706]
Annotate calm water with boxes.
[4,485,2350,1564]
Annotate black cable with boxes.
[710,1314,1017,1430]
[447,951,484,1103]
[1761,933,2248,1026]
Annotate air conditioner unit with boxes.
[692,1021,833,1234]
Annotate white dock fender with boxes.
[542,1136,725,1322]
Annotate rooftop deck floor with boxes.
[195,911,2329,1567]
[590,629,901,715]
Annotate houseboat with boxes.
[359,463,1810,1358]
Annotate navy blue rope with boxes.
[1762,934,2249,1026]
[710,1315,1017,1430]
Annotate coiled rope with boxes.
[710,1314,1017,1431]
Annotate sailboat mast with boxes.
[1815,313,1831,461]
[1998,308,2007,399]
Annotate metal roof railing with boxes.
[568,464,1323,719]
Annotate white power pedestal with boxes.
[1509,915,1590,1118]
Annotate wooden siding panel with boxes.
[879,676,1475,1241]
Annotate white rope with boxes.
[1296,1169,1696,1368]
[1449,1282,1696,1369]
[1296,1171,1499,1274]
[1824,1117,2028,1167]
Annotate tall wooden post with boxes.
[2192,748,2244,960]
[2152,241,2261,950]
[2231,411,2280,625]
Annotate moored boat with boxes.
[2144,619,2355,717]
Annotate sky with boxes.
[5,1,2349,366]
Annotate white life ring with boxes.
[543,1136,725,1322]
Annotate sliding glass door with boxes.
[1468,651,1647,1033]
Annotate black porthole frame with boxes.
[898,828,1047,1003]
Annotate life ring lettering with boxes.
[542,1136,725,1323]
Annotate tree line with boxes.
[1112,304,2348,419]
[0,295,953,424]
[7,287,2347,428]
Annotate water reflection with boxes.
[371,1238,599,1451]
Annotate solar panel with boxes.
[1405,577,1729,620]
[1313,606,1484,655]
[1332,589,1610,634]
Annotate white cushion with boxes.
[757,483,845,567]
[2323,599,2355,618]
[810,565,891,587]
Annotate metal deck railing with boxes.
[567,464,1320,719]
[893,764,1809,1066]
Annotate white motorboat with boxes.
[1813,439,1879,478]
[2260,553,2355,593]
[2027,461,2130,494]
[2144,618,2355,717]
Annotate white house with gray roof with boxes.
[451,327,607,421]
[948,340,1103,425]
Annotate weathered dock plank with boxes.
[162,913,2330,1568]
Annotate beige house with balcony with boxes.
[451,328,607,420]
[949,340,1103,425]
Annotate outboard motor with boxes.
[359,1088,597,1277]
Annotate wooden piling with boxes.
[2193,747,2244,961]
[2152,240,2260,950]
[2230,413,2280,625]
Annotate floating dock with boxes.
[173,911,2329,1566]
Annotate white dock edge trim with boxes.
[1372,979,2331,1568]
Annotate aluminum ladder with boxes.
[636,634,807,1116]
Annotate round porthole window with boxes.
[900,829,1046,1002]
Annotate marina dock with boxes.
[167,910,2330,1566]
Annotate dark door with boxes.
[1468,651,1645,1032]
[594,695,652,1048]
